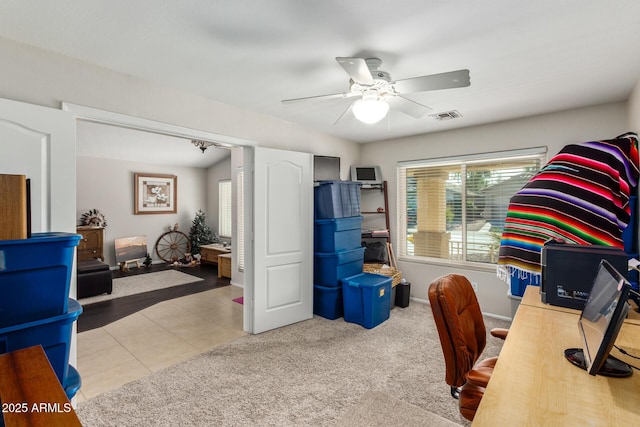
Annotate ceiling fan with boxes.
[281,57,470,125]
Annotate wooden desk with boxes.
[200,244,231,265]
[521,285,640,325]
[473,303,640,425]
[0,345,82,427]
[218,253,232,279]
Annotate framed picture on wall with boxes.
[134,173,177,214]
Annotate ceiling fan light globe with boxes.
[352,98,390,124]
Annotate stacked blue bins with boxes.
[0,232,83,399]
[342,272,393,329]
[314,181,365,319]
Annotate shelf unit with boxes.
[360,180,390,242]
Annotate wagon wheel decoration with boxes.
[155,230,191,262]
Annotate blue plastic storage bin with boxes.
[314,216,362,253]
[341,273,392,329]
[314,181,361,219]
[313,284,344,320]
[510,275,539,298]
[314,247,365,287]
[0,232,81,327]
[623,196,637,253]
[0,298,82,385]
[64,365,82,399]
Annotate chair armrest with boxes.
[490,328,509,340]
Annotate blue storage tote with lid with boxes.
[623,196,637,253]
[0,232,81,327]
[314,216,362,253]
[314,247,365,287]
[314,181,361,219]
[0,298,82,386]
[341,272,392,329]
[313,284,344,320]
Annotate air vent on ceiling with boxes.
[430,110,462,121]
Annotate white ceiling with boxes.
[76,120,231,168]
[2,1,640,165]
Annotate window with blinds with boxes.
[397,147,546,266]
[218,180,232,238]
[236,169,244,271]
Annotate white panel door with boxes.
[0,97,77,370]
[251,146,313,333]
[0,98,76,234]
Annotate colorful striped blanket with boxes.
[497,133,639,295]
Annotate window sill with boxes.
[397,256,498,273]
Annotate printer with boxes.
[541,240,628,310]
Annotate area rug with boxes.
[232,296,243,304]
[76,302,509,426]
[79,269,204,305]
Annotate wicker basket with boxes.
[363,263,402,286]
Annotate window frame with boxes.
[396,147,547,270]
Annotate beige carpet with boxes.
[79,269,204,304]
[339,390,460,427]
[77,302,509,426]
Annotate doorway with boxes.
[66,102,315,338]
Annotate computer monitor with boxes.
[564,259,633,377]
[349,165,382,187]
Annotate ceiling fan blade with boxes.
[336,57,374,85]
[393,69,470,94]
[333,103,353,126]
[281,92,356,104]
[386,96,433,118]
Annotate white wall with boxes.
[0,37,360,170]
[359,102,631,318]
[77,156,208,267]
[629,79,640,132]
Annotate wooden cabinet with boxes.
[200,243,231,265]
[76,226,104,261]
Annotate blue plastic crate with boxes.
[510,276,539,298]
[64,365,82,399]
[314,216,362,253]
[0,232,81,327]
[313,284,344,320]
[314,181,361,219]
[0,298,82,385]
[341,272,392,329]
[623,196,637,253]
[314,247,365,287]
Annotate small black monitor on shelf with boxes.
[350,165,382,187]
[564,259,633,377]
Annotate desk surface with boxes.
[0,345,82,427]
[473,301,640,425]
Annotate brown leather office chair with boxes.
[428,274,508,421]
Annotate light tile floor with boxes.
[75,285,245,402]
